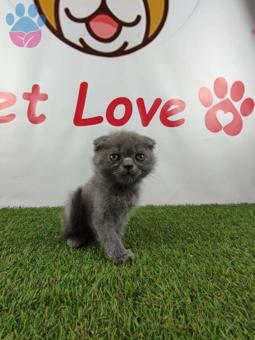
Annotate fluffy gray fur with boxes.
[62,131,156,263]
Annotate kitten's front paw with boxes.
[111,249,135,264]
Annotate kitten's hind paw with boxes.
[67,238,86,248]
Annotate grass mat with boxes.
[0,205,255,339]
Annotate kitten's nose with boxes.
[123,158,134,171]
[124,164,134,171]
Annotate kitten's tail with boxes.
[61,187,86,240]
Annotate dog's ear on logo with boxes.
[147,0,168,39]
[93,136,110,151]
[34,1,56,30]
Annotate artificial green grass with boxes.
[0,205,255,339]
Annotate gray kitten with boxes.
[62,131,156,263]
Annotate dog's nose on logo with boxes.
[34,0,169,57]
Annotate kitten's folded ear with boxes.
[93,136,109,151]
[142,136,156,149]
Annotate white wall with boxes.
[1,0,255,207]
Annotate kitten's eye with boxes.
[109,153,120,161]
[136,153,145,161]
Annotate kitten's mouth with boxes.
[113,171,135,185]
[125,168,137,176]
[122,171,138,184]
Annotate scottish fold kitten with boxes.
[62,131,156,263]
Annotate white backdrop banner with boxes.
[1,0,255,207]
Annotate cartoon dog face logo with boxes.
[34,0,169,57]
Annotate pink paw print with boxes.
[199,77,254,136]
